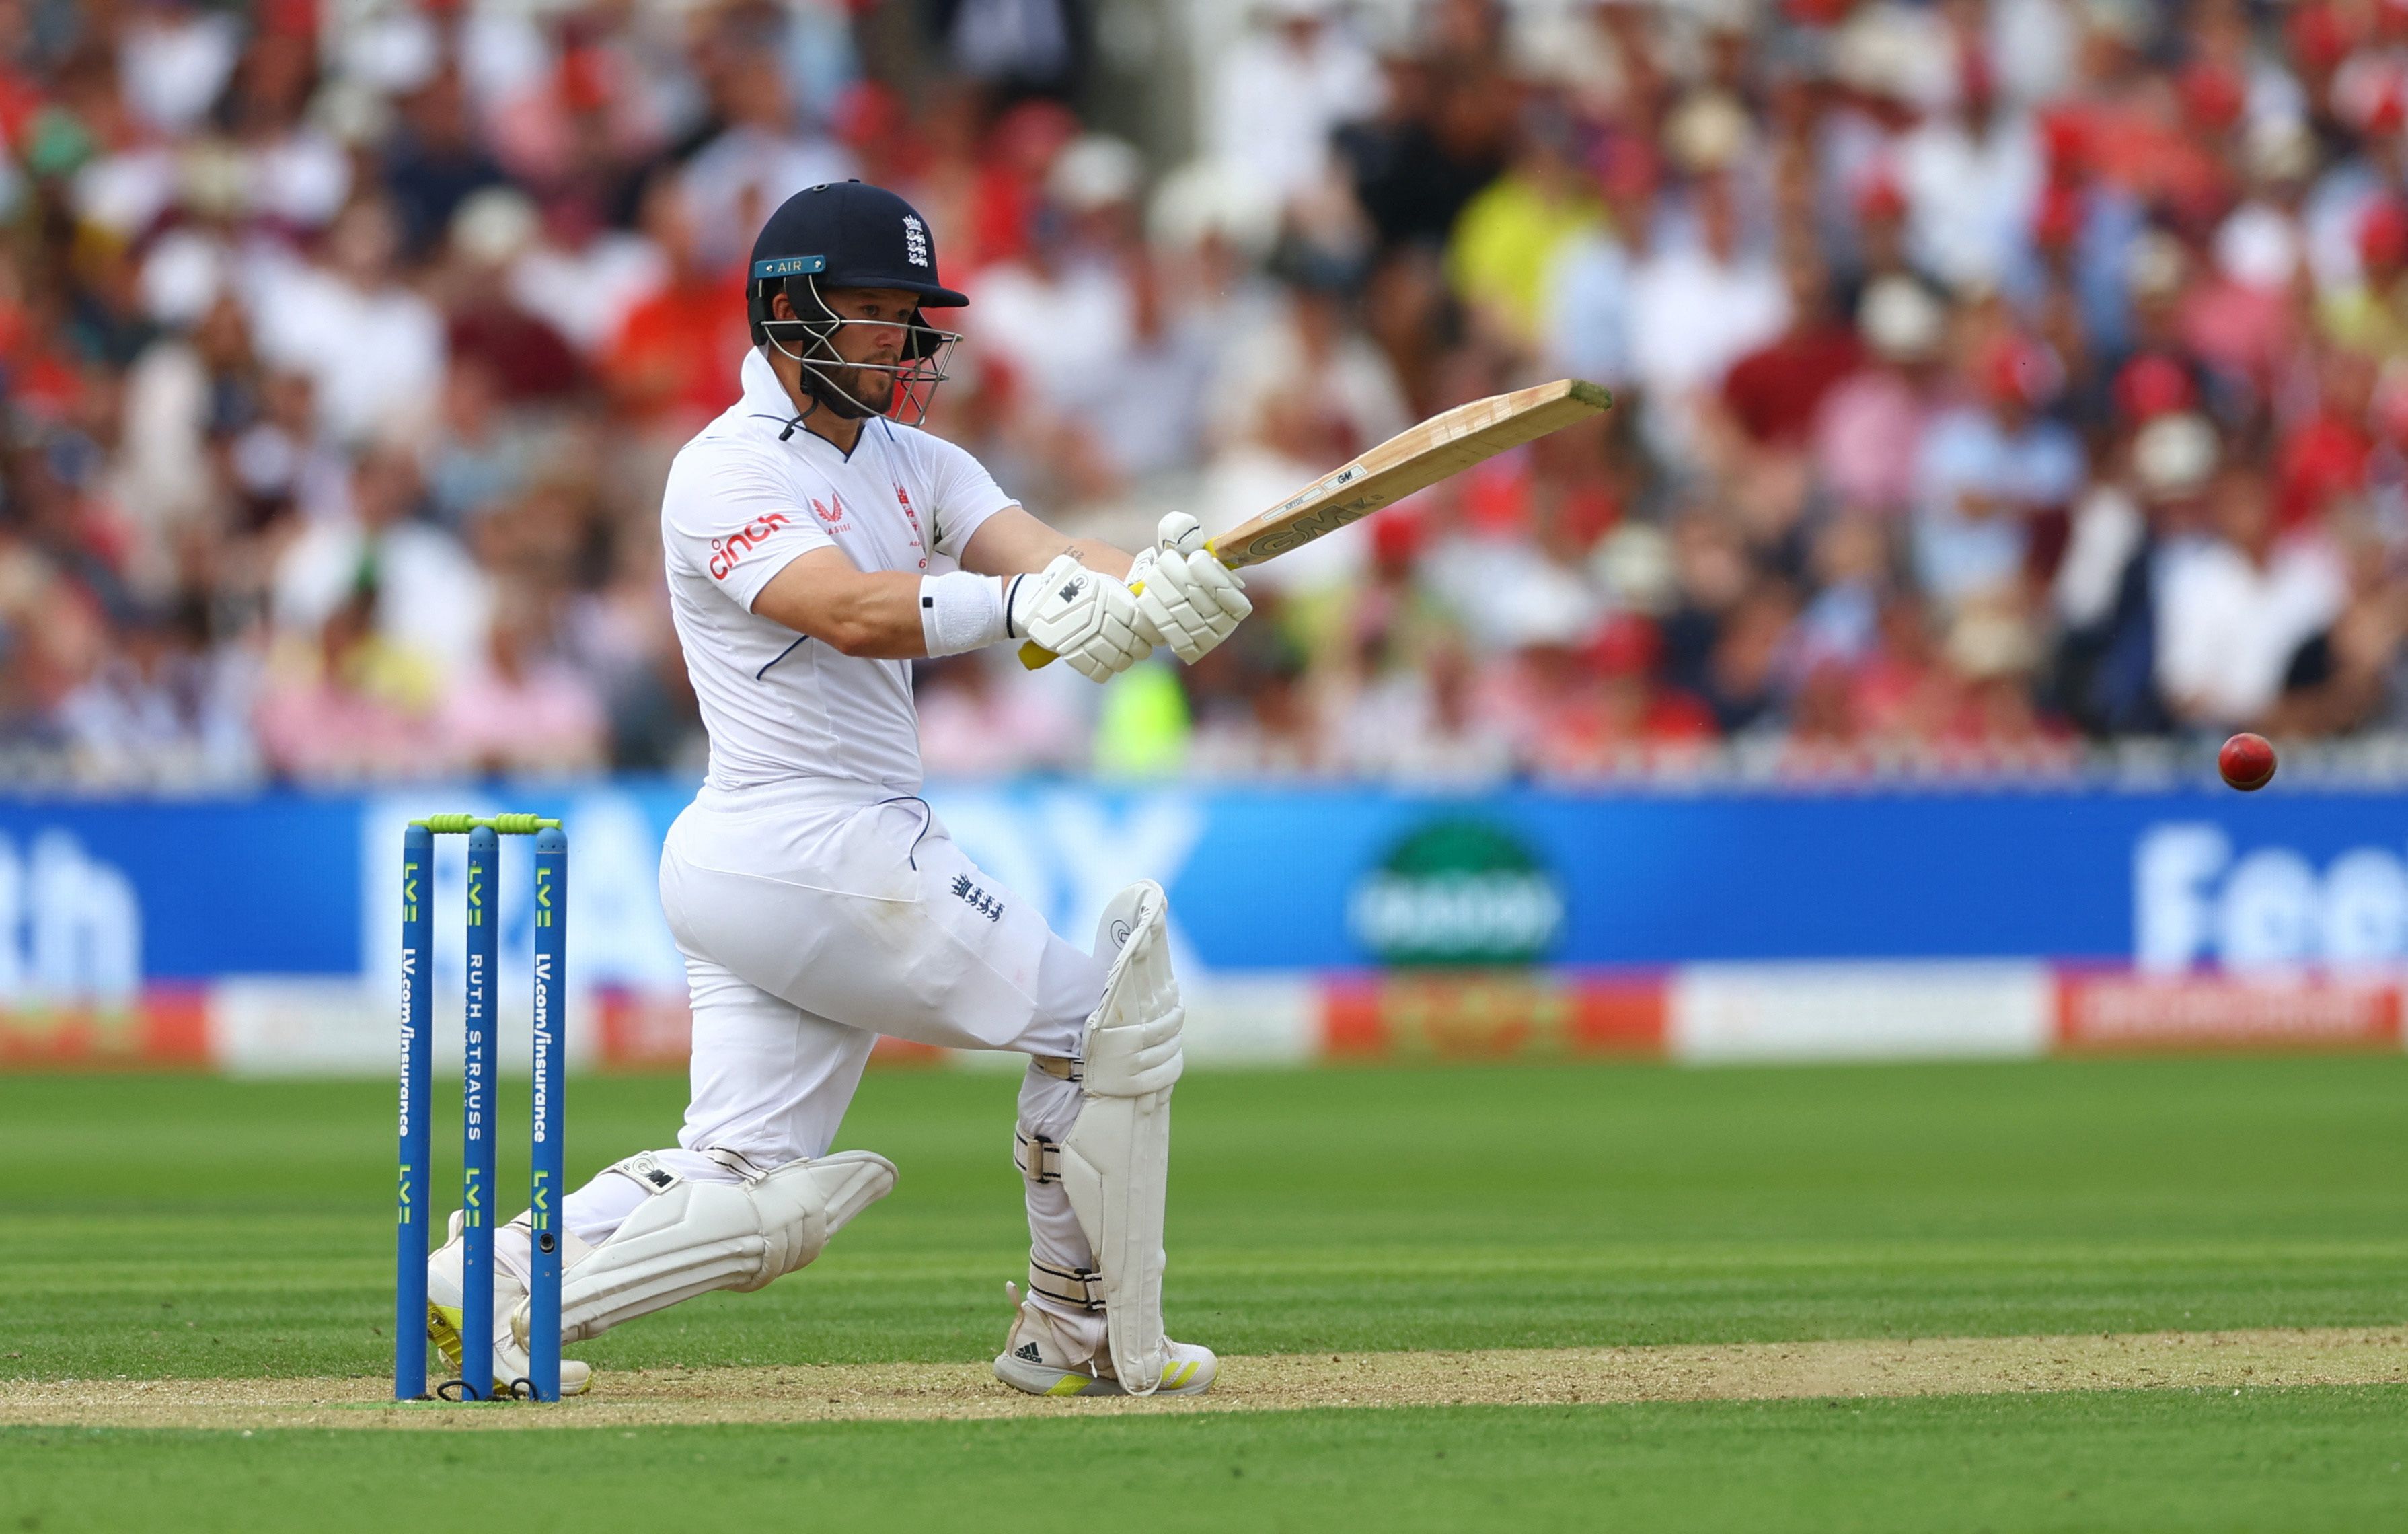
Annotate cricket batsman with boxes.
[423,181,1250,1400]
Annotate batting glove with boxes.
[1131,513,1252,665]
[1008,553,1152,682]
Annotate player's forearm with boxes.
[960,507,1135,582]
[753,564,930,659]
[1065,537,1135,582]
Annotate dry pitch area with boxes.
[5,1327,2401,1431]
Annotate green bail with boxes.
[410,813,564,835]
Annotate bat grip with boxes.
[1018,577,1149,671]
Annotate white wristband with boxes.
[918,571,1010,657]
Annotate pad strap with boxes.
[1030,1054,1082,1082]
[607,1151,683,1195]
[1028,1252,1105,1313]
[702,1145,774,1180]
[1013,1125,1061,1185]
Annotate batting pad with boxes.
[525,1150,896,1346]
[1060,881,1184,1395]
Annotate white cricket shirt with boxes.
[662,349,1016,795]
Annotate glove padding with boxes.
[1131,513,1252,664]
[1010,553,1151,682]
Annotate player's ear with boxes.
[770,291,798,322]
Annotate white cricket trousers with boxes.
[550,780,1110,1339]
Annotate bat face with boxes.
[1216,465,1374,564]
[1207,379,1613,571]
[1018,379,1611,669]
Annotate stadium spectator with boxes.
[381,67,506,260]
[2156,466,2347,730]
[437,591,608,778]
[272,444,490,684]
[601,176,747,437]
[59,599,258,788]
[20,0,2408,787]
[253,578,440,782]
[1208,0,1382,211]
[1627,166,1791,449]
[244,195,444,447]
[1910,333,2085,612]
[679,49,852,271]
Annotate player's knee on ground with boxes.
[517,1148,896,1347]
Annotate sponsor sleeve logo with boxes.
[708,509,796,581]
[895,484,927,569]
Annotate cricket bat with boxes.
[1018,377,1614,669]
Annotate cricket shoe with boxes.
[991,1282,1215,1398]
[427,1210,592,1399]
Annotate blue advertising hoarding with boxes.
[0,781,2403,1000]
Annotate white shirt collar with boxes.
[735,346,887,459]
[738,348,794,419]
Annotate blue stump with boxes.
[459,824,498,1399]
[395,824,433,1400]
[527,825,568,1401]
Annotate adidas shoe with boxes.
[991,1282,1215,1398]
[426,1210,592,1399]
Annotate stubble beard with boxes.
[839,361,898,416]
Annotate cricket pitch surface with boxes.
[5,1327,2401,1431]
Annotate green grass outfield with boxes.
[1,1056,2403,1529]
[7,1389,2407,1534]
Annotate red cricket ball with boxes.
[2220,732,2277,792]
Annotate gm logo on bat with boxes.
[1234,489,1390,560]
[1265,464,1365,520]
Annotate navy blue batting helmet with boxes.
[745,181,967,423]
[746,180,967,346]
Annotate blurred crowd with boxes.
[17,0,2408,787]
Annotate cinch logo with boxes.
[708,510,795,580]
[902,215,930,269]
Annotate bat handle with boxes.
[1016,577,1150,671]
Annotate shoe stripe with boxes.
[426,1305,464,1371]
[1162,1360,1197,1389]
[1045,1373,1097,1397]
